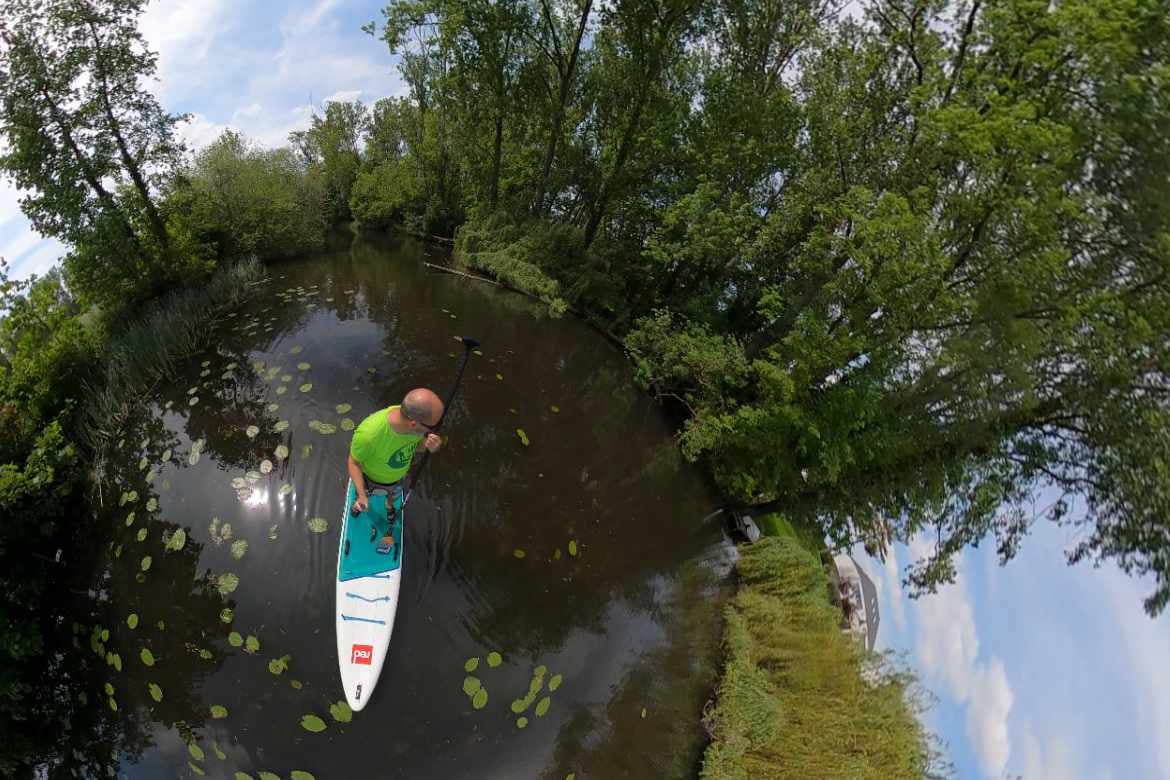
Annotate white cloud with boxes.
[325,89,363,104]
[908,538,1015,778]
[884,544,907,632]
[139,0,235,103]
[1020,723,1078,780]
[967,659,1014,777]
[177,113,231,151]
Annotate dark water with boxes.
[77,233,733,779]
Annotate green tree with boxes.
[290,100,369,224]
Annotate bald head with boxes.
[402,387,443,427]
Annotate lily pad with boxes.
[472,688,488,709]
[269,524,280,540]
[335,403,352,414]
[516,429,530,446]
[340,418,355,431]
[140,648,155,667]
[231,539,248,560]
[300,714,327,733]
[189,762,205,776]
[274,420,290,433]
[140,556,152,572]
[104,682,114,696]
[228,631,243,647]
[209,705,229,721]
[231,477,248,489]
[290,679,303,690]
[299,383,313,393]
[548,673,563,692]
[189,396,200,406]
[290,773,316,780]
[148,682,163,702]
[188,448,201,465]
[307,517,328,533]
[297,362,311,371]
[267,403,280,412]
[127,614,138,629]
[268,654,291,675]
[275,445,290,461]
[136,527,148,542]
[568,540,578,557]
[245,425,260,439]
[513,549,526,559]
[259,773,281,780]
[464,657,480,673]
[217,573,240,595]
[282,374,293,383]
[329,700,353,723]
[212,741,227,760]
[487,651,502,668]
[146,497,158,512]
[276,386,288,395]
[112,653,122,671]
[188,742,205,761]
[516,716,528,729]
[260,459,273,474]
[220,608,234,624]
[279,482,293,495]
[166,528,187,551]
[290,345,303,354]
[301,444,313,458]
[245,635,260,654]
[125,512,135,527]
[535,696,551,717]
[246,471,262,483]
[551,405,560,413]
[463,676,481,696]
[496,373,504,381]
[199,649,213,659]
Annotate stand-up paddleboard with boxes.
[335,479,404,711]
[334,335,479,712]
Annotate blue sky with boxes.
[2,3,1169,777]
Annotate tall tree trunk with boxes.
[490,111,503,206]
[534,0,593,214]
[39,86,144,259]
[583,90,647,247]
[88,22,169,256]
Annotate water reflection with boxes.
[59,232,733,778]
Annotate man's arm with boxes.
[347,453,369,510]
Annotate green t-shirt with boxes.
[349,406,420,484]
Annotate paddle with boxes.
[403,335,479,507]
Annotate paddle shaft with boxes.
[404,337,478,506]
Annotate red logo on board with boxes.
[351,644,373,665]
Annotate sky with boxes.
[2,2,1169,778]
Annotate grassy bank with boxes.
[700,536,945,780]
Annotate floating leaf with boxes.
[548,673,563,692]
[335,403,352,414]
[217,573,240,595]
[228,632,243,647]
[188,449,201,465]
[260,460,273,474]
[340,418,355,431]
[245,635,260,654]
[290,773,316,780]
[464,657,480,673]
[487,651,502,668]
[269,524,280,540]
[510,699,526,714]
[201,360,211,368]
[268,655,291,675]
[189,762,205,776]
[301,444,313,458]
[282,374,293,383]
[279,482,293,495]
[290,679,303,690]
[566,774,575,780]
[641,707,647,718]
[157,619,165,630]
[259,773,281,780]
[199,649,213,660]
[513,549,526,559]
[554,548,562,560]
[307,517,328,533]
[276,386,288,395]
[189,396,200,406]
[300,714,326,733]
[187,386,199,396]
[146,497,158,512]
[551,405,560,413]
[297,362,311,371]
[136,527,148,542]
[535,696,551,717]
[496,373,504,381]
[516,716,528,729]
[568,540,578,557]
[188,742,205,761]
[275,446,290,461]
[148,682,163,702]
[125,511,136,527]
[463,676,481,696]
[267,403,280,412]
[273,420,290,433]
[212,704,230,721]
[140,556,152,572]
[516,429,530,446]
[127,614,138,629]
[473,349,483,356]
[245,425,260,439]
[212,741,227,760]
[290,345,303,354]
[299,383,313,393]
[246,471,261,484]
[166,528,187,551]
[104,682,114,695]
[231,539,248,560]
[231,477,248,489]
[472,689,488,710]
[329,700,353,723]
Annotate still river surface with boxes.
[83,232,733,779]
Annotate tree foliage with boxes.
[357,0,1170,612]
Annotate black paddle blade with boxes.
[459,336,481,349]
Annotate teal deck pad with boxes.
[339,479,404,582]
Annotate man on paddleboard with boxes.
[347,388,443,549]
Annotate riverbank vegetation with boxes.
[342,0,1170,617]
[701,536,947,779]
